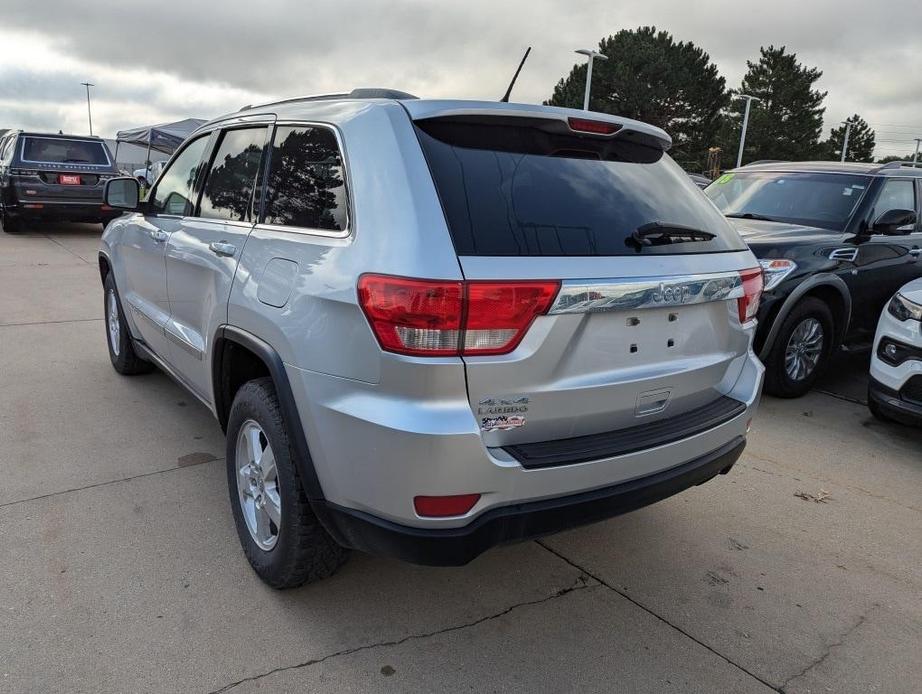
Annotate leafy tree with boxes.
[823,115,875,162]
[546,27,728,171]
[721,46,826,164]
[877,154,920,164]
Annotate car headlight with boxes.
[758,259,797,291]
[887,293,922,322]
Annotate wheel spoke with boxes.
[255,504,271,542]
[264,484,281,526]
[260,447,276,482]
[246,427,262,465]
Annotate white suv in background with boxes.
[869,279,922,425]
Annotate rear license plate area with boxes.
[59,174,81,185]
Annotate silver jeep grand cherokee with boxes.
[99,89,764,587]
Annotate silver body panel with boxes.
[101,97,764,530]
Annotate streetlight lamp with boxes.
[575,49,608,111]
[80,82,95,136]
[840,119,854,163]
[734,94,761,168]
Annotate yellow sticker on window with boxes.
[715,173,735,184]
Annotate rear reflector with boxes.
[414,494,481,517]
[23,204,44,209]
[358,274,559,357]
[567,117,622,135]
[737,268,763,323]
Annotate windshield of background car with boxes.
[20,136,111,166]
[415,118,746,256]
[705,171,870,231]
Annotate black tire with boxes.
[103,273,154,375]
[226,377,348,588]
[764,297,835,398]
[867,390,892,423]
[1,211,24,233]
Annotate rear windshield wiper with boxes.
[629,222,716,247]
[725,212,780,222]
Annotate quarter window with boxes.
[262,126,347,231]
[198,127,267,222]
[150,135,210,216]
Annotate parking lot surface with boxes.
[2,223,921,693]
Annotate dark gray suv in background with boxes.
[0,130,121,232]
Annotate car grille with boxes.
[900,376,922,406]
[503,396,746,469]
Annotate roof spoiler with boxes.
[240,88,418,112]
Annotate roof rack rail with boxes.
[741,159,787,166]
[239,88,418,112]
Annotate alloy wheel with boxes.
[784,317,824,381]
[107,290,121,357]
[235,420,281,551]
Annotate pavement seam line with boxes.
[0,459,224,509]
[41,232,94,265]
[0,317,104,328]
[207,575,597,694]
[778,606,875,692]
[534,539,782,693]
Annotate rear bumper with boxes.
[868,376,922,426]
[4,200,117,222]
[315,436,746,566]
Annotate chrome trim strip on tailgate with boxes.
[548,271,744,314]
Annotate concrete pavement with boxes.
[1,223,920,693]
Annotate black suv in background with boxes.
[705,161,922,397]
[0,130,121,232]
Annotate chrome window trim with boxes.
[548,271,745,315]
[256,120,353,240]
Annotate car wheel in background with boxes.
[764,297,835,398]
[226,377,348,588]
[103,273,154,375]
[1,210,24,233]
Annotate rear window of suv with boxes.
[414,118,745,256]
[20,136,111,166]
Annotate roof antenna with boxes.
[500,47,531,103]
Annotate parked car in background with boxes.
[869,279,922,425]
[132,160,166,187]
[705,161,922,397]
[688,172,711,189]
[99,90,764,587]
[0,130,121,232]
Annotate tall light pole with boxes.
[840,119,853,163]
[575,49,608,111]
[80,82,95,136]
[734,94,761,168]
[912,138,921,168]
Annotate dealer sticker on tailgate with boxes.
[59,174,81,185]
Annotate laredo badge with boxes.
[478,396,529,432]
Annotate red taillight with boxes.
[738,268,763,324]
[567,117,621,135]
[414,494,481,517]
[357,274,560,357]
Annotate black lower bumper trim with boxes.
[314,436,746,567]
[504,396,746,468]
[869,376,922,426]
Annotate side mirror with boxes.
[104,177,140,210]
[872,208,916,235]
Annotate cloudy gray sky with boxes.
[2,0,921,158]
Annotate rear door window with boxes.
[197,127,267,222]
[261,125,348,232]
[415,118,745,256]
[20,136,110,165]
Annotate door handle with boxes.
[148,229,168,242]
[209,241,237,257]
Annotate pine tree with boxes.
[546,27,728,172]
[824,115,875,162]
[721,46,827,164]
